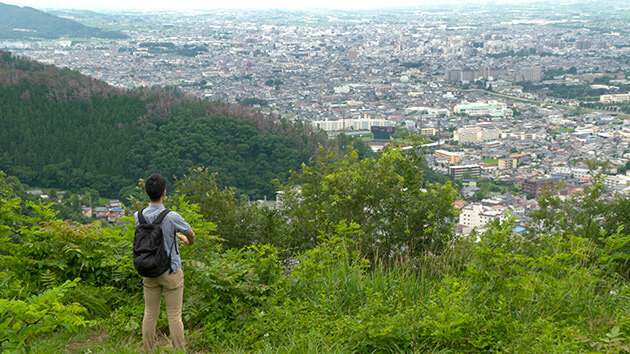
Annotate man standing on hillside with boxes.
[134,173,195,352]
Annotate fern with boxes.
[63,285,110,319]
[40,269,57,289]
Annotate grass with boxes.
[28,327,142,353]
[20,229,630,353]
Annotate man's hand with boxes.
[177,232,192,245]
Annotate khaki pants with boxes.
[142,268,185,352]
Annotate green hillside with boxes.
[0,50,327,199]
[1,153,630,352]
[0,2,127,40]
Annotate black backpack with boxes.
[133,208,174,277]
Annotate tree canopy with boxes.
[0,50,327,200]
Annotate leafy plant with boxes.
[0,279,86,351]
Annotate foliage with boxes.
[183,242,284,348]
[0,50,327,200]
[175,167,289,250]
[0,279,86,351]
[517,80,610,100]
[401,61,424,68]
[528,175,630,276]
[2,161,630,352]
[471,177,520,200]
[212,219,630,353]
[278,144,458,260]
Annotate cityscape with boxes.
[4,1,630,352]
[3,1,630,235]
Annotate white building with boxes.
[454,126,502,144]
[459,203,506,231]
[572,168,591,179]
[311,118,389,132]
[600,92,630,104]
[459,203,484,229]
[604,174,630,189]
[454,101,511,118]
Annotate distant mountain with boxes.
[46,9,116,21]
[0,3,127,40]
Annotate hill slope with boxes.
[0,3,127,40]
[0,50,327,199]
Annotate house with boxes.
[94,207,108,218]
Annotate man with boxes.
[134,173,195,352]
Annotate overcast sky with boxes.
[3,0,538,11]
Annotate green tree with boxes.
[279,145,458,261]
[175,167,288,249]
[528,175,630,276]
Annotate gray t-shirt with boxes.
[134,203,192,275]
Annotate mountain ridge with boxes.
[0,2,127,40]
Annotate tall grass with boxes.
[25,224,630,353]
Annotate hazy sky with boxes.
[3,0,537,11]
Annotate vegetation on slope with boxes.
[0,50,330,200]
[1,142,630,352]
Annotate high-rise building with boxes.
[521,66,542,82]
[445,69,462,83]
[575,40,592,50]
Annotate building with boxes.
[521,66,542,83]
[421,128,437,136]
[459,202,506,230]
[454,126,501,144]
[600,92,630,104]
[449,164,482,179]
[575,39,592,50]
[434,150,461,163]
[454,102,511,118]
[498,158,517,170]
[311,118,389,132]
[459,203,484,228]
[94,206,108,218]
[572,168,591,179]
[445,68,463,83]
[522,177,560,197]
[604,174,630,189]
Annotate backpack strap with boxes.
[153,209,171,225]
[138,208,147,224]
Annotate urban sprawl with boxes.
[5,4,630,235]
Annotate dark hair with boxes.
[145,173,166,201]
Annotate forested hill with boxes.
[0,2,127,40]
[0,50,328,199]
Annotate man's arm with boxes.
[177,229,195,245]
